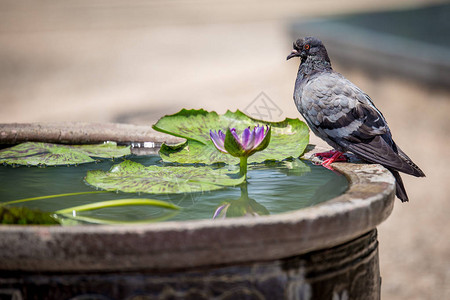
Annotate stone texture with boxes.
[0,230,380,300]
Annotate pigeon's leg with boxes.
[315,150,347,162]
[320,150,347,168]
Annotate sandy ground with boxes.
[0,1,449,299]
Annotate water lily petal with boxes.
[241,127,251,149]
[210,130,227,153]
[244,127,256,151]
[253,126,271,152]
[212,203,229,219]
[218,130,226,141]
[254,126,265,146]
[230,128,240,144]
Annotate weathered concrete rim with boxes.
[0,123,396,272]
[0,122,185,145]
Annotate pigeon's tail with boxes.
[390,170,408,202]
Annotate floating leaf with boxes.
[85,160,244,194]
[70,141,131,158]
[154,109,309,164]
[160,140,236,164]
[0,142,130,166]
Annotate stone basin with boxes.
[0,122,395,300]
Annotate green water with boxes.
[0,155,348,224]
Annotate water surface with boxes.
[0,155,348,224]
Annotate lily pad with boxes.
[70,142,131,158]
[0,142,130,166]
[85,160,245,194]
[153,109,309,164]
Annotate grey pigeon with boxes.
[287,36,425,202]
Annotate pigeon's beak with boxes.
[286,49,300,60]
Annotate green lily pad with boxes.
[153,109,309,164]
[70,142,131,158]
[0,142,130,166]
[85,160,245,194]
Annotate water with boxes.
[0,155,348,224]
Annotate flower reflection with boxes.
[212,184,269,219]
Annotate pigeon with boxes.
[287,36,425,202]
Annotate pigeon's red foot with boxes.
[315,150,347,169]
[315,150,343,159]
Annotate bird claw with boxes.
[315,150,346,159]
[314,150,347,170]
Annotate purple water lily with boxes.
[209,125,271,158]
[210,125,271,178]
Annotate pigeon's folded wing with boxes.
[344,100,425,177]
[302,74,388,143]
[346,136,424,176]
[303,75,424,176]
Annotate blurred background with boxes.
[0,0,449,299]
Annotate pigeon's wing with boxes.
[396,146,425,177]
[302,73,424,177]
[301,73,388,143]
[343,94,425,177]
[346,136,425,176]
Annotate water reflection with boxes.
[212,183,269,219]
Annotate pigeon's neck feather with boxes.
[298,56,332,78]
[295,58,332,91]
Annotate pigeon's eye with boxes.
[304,44,310,50]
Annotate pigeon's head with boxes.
[286,37,330,63]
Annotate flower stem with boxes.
[2,191,108,206]
[239,182,249,199]
[239,156,248,179]
[56,198,179,214]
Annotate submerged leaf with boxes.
[0,206,60,225]
[154,109,309,164]
[0,142,130,166]
[85,160,245,194]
